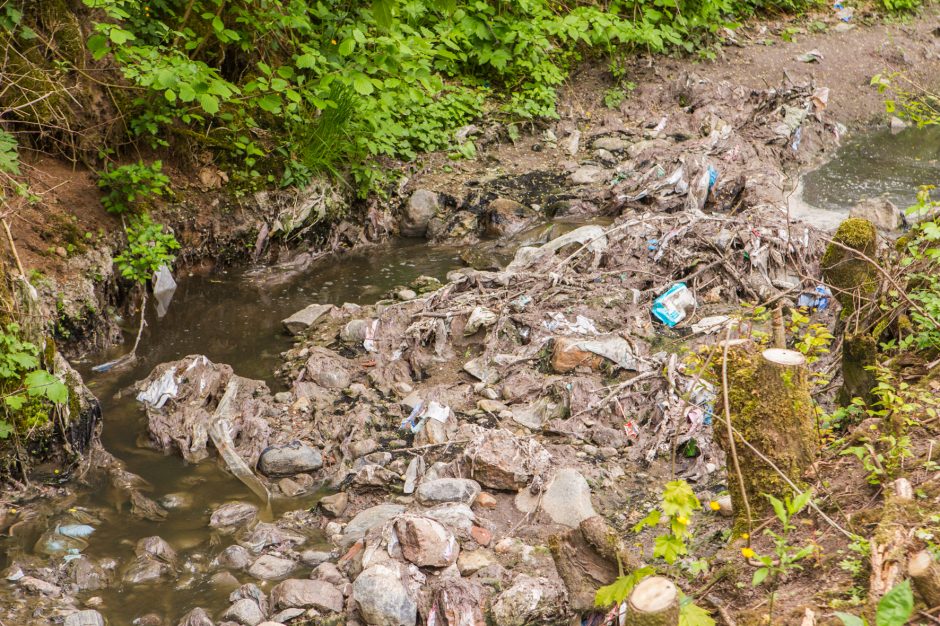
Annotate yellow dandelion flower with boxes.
[709,501,721,511]
[740,533,750,540]
[331,39,337,45]
[676,516,689,525]
[741,547,756,559]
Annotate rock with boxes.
[311,562,347,587]
[352,463,400,489]
[278,477,305,497]
[415,478,481,506]
[210,502,259,533]
[594,148,618,166]
[491,575,560,626]
[19,575,61,596]
[539,469,596,527]
[396,288,417,301]
[282,304,333,335]
[592,136,627,152]
[159,492,194,509]
[299,550,332,567]
[270,579,344,612]
[258,443,323,477]
[123,555,172,584]
[550,337,603,373]
[210,571,241,591]
[136,536,178,565]
[305,347,351,389]
[475,492,497,509]
[402,456,425,495]
[464,428,551,490]
[568,165,607,185]
[482,198,539,239]
[423,503,476,535]
[457,549,496,576]
[563,130,581,155]
[68,557,108,591]
[401,189,440,237]
[341,504,405,548]
[716,494,733,517]
[177,607,215,626]
[849,197,902,231]
[353,564,417,626]
[224,599,265,626]
[394,515,459,568]
[470,526,492,546]
[349,438,379,458]
[64,610,105,626]
[248,555,296,580]
[319,492,348,517]
[273,391,292,404]
[216,545,253,570]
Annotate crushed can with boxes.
[651,282,696,327]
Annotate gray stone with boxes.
[177,607,214,626]
[282,304,333,335]
[224,599,265,626]
[278,477,305,497]
[594,148,618,166]
[563,130,581,156]
[123,555,172,584]
[340,504,405,548]
[415,478,481,506]
[319,492,348,517]
[539,468,596,527]
[270,579,344,612]
[396,289,417,301]
[569,165,607,185]
[492,575,560,626]
[394,515,459,568]
[259,443,323,477]
[401,189,440,237]
[248,554,296,580]
[136,536,178,565]
[215,544,253,570]
[68,557,108,591]
[159,492,194,509]
[353,564,417,626]
[311,562,347,587]
[850,197,903,231]
[210,502,259,533]
[465,428,551,490]
[423,503,476,535]
[299,550,332,567]
[592,136,627,152]
[64,610,105,626]
[210,571,241,591]
[457,549,495,576]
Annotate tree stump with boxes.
[909,549,940,609]
[870,478,913,600]
[716,342,818,526]
[840,333,878,405]
[821,217,878,319]
[622,576,679,626]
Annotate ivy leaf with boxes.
[876,580,914,626]
[25,370,68,404]
[4,395,24,411]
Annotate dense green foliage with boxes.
[79,0,825,194]
[0,324,68,439]
[97,160,171,214]
[114,212,180,284]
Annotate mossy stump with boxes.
[716,342,818,528]
[821,217,878,317]
[622,576,679,626]
[840,333,878,405]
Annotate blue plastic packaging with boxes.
[652,283,695,327]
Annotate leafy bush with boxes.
[114,212,179,284]
[836,580,914,626]
[97,161,171,214]
[0,324,68,439]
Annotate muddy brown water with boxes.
[2,240,464,624]
[794,125,940,228]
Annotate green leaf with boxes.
[632,509,661,533]
[0,420,12,438]
[751,567,770,586]
[679,597,716,626]
[295,53,318,69]
[835,612,868,626]
[653,534,686,564]
[198,94,220,114]
[108,27,135,44]
[4,395,24,411]
[766,493,787,524]
[876,580,914,626]
[338,38,356,56]
[24,370,67,404]
[87,33,110,60]
[789,489,814,516]
[351,73,374,95]
[373,0,394,28]
[594,567,654,607]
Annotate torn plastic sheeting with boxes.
[797,285,832,311]
[136,368,179,409]
[153,264,177,319]
[400,399,450,434]
[464,306,497,335]
[363,319,379,352]
[208,379,271,506]
[506,224,608,271]
[560,334,642,371]
[542,312,598,335]
[690,315,732,334]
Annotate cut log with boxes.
[716,343,818,527]
[869,478,914,600]
[623,576,679,626]
[909,550,940,609]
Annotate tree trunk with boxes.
[870,478,913,600]
[716,342,818,527]
[622,577,679,626]
[839,333,877,406]
[909,549,940,609]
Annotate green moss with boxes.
[821,218,879,315]
[38,0,85,67]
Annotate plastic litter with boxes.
[464,306,498,335]
[153,264,177,318]
[363,319,379,352]
[510,295,532,312]
[400,399,451,434]
[56,524,95,539]
[651,283,696,327]
[833,2,853,20]
[796,49,823,63]
[566,335,643,371]
[543,312,599,335]
[797,285,832,311]
[690,315,732,335]
[136,368,179,409]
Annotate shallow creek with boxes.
[792,125,940,229]
[2,240,464,623]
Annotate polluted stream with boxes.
[792,125,940,229]
[3,240,464,623]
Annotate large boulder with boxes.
[270,579,344,612]
[394,515,459,568]
[223,598,265,626]
[463,427,551,490]
[64,611,105,626]
[353,564,417,626]
[401,189,440,237]
[258,442,323,477]
[538,469,596,527]
[282,303,333,335]
[340,504,406,548]
[248,554,296,580]
[849,197,902,231]
[491,574,564,626]
[305,347,352,389]
[482,198,539,239]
